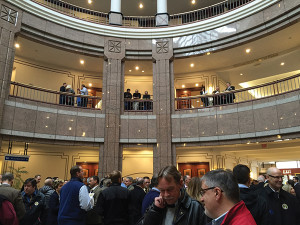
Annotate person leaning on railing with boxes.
[133,89,141,110]
[224,82,235,104]
[143,91,151,110]
[66,85,75,106]
[124,89,132,110]
[59,83,67,105]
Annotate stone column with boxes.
[0,1,22,131]
[156,0,168,26]
[152,39,175,174]
[109,0,123,26]
[100,37,125,176]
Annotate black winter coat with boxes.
[259,185,300,225]
[129,185,146,225]
[239,187,269,225]
[95,183,131,225]
[136,189,207,225]
[20,190,47,225]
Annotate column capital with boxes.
[152,38,173,61]
[104,37,125,60]
[0,0,22,32]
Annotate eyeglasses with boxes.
[268,174,284,179]
[199,187,216,196]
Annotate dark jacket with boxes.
[20,190,47,225]
[95,182,131,225]
[293,183,300,202]
[239,187,269,225]
[129,185,146,225]
[0,183,26,220]
[141,188,160,215]
[39,185,55,209]
[46,191,59,225]
[137,189,207,225]
[259,185,300,225]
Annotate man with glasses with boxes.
[200,169,256,225]
[137,165,206,225]
[260,167,300,225]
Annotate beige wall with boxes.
[122,149,153,178]
[13,57,102,92]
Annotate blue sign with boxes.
[5,155,29,162]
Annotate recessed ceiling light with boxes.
[142,70,144,73]
[88,0,92,4]
[80,60,85,65]
[240,73,243,76]
[135,66,139,70]
[191,0,196,4]
[245,48,251,53]
[195,83,199,87]
[182,84,185,88]
[89,83,92,87]
[129,70,132,72]
[206,52,211,55]
[280,62,285,66]
[190,63,194,67]
[139,3,143,8]
[15,43,20,48]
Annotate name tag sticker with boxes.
[282,203,288,210]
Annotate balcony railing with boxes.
[31,0,254,28]
[124,99,153,112]
[9,82,102,110]
[175,73,300,110]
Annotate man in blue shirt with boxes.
[58,165,94,225]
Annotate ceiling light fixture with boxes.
[245,48,251,53]
[191,0,196,4]
[88,0,92,4]
[280,62,285,66]
[135,66,139,70]
[182,84,185,88]
[142,70,145,73]
[206,52,211,55]
[89,83,92,87]
[80,60,85,65]
[240,73,243,76]
[15,43,20,48]
[195,83,199,87]
[129,70,132,72]
[190,63,194,67]
[139,3,143,8]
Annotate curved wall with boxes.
[2,90,300,145]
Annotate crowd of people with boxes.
[124,89,152,111]
[200,82,236,107]
[0,164,300,225]
[59,83,89,107]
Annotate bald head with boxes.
[44,178,53,187]
[266,167,283,191]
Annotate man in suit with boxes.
[129,178,146,225]
[87,176,102,225]
[224,82,235,104]
[293,176,300,201]
[260,167,300,225]
[0,172,26,221]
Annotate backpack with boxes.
[0,194,19,225]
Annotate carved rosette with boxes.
[108,40,121,53]
[0,5,18,26]
[156,41,169,54]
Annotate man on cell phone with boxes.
[137,165,207,225]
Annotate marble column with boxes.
[109,0,123,25]
[156,0,168,26]
[152,38,175,174]
[0,1,22,135]
[100,37,125,176]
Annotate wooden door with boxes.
[178,162,210,178]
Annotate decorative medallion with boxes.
[156,41,169,54]
[0,5,18,26]
[282,203,288,210]
[108,40,121,53]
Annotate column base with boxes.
[156,13,169,27]
[109,11,123,26]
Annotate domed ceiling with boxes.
[60,0,223,16]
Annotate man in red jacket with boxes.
[200,169,257,225]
